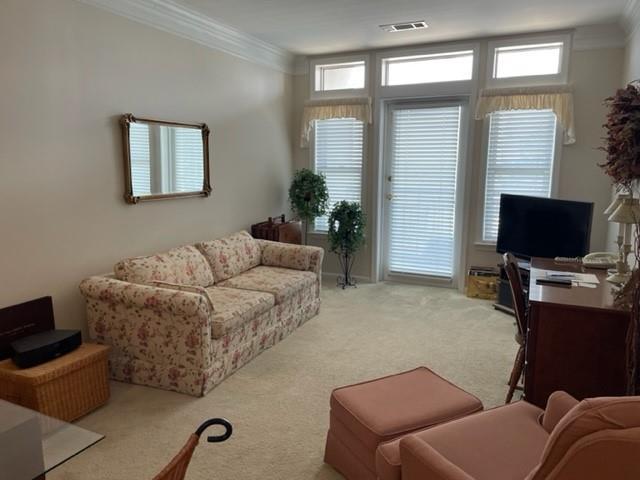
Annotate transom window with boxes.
[314,61,366,92]
[381,50,474,86]
[493,42,563,79]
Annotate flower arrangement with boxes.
[600,82,640,395]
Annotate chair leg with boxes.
[505,345,525,404]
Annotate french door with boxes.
[382,101,465,284]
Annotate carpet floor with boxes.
[49,281,516,480]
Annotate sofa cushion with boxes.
[399,400,548,480]
[114,245,214,287]
[217,266,316,304]
[205,286,275,339]
[197,231,261,282]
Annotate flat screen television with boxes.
[496,194,594,260]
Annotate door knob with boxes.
[386,193,394,201]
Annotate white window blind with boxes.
[173,128,204,192]
[129,122,151,195]
[388,105,462,278]
[313,118,364,231]
[482,109,557,242]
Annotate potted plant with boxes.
[600,82,640,395]
[328,201,366,289]
[288,169,329,244]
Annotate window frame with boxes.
[309,54,370,99]
[475,110,563,247]
[309,117,367,235]
[486,33,572,88]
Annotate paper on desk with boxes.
[541,270,600,284]
[572,281,597,288]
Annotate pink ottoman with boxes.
[324,367,483,479]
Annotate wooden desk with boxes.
[525,258,630,408]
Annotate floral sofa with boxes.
[79,231,324,396]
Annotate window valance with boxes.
[300,97,372,147]
[475,85,575,145]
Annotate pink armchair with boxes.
[399,392,640,480]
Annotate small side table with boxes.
[0,343,110,422]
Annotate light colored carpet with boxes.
[50,281,516,480]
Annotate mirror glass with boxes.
[122,115,210,203]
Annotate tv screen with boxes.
[496,194,593,260]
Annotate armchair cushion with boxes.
[196,231,261,282]
[114,245,214,287]
[217,266,316,304]
[402,401,548,480]
[540,391,579,433]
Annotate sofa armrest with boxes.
[540,391,579,433]
[79,276,213,318]
[400,436,476,480]
[256,240,324,277]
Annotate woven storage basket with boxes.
[0,343,110,422]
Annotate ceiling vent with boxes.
[380,21,428,33]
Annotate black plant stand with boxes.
[337,252,357,289]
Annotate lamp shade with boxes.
[604,193,631,215]
[609,198,640,224]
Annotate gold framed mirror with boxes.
[121,114,211,204]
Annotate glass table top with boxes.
[0,400,103,480]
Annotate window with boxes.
[493,43,562,79]
[315,61,365,92]
[482,110,558,243]
[487,35,570,87]
[313,118,364,231]
[381,50,474,86]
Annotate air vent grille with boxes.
[380,21,428,33]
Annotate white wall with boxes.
[0,0,294,332]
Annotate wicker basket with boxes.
[0,343,110,422]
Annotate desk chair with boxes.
[503,252,527,403]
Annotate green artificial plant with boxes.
[288,168,329,244]
[328,201,366,289]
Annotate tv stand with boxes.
[494,261,530,315]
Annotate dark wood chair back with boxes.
[503,252,527,340]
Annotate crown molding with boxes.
[622,0,640,40]
[573,24,626,50]
[77,0,296,74]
